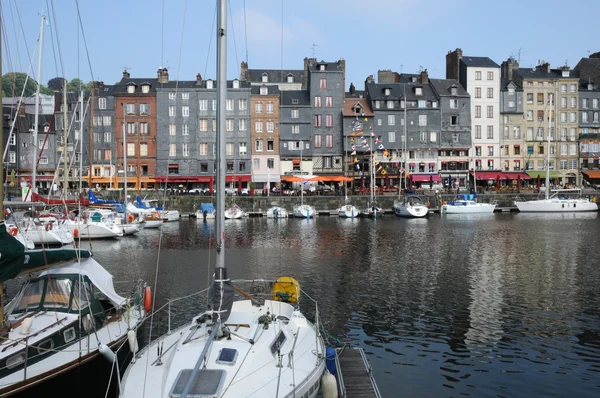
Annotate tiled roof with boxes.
[280,90,310,106]
[429,78,470,97]
[247,69,304,84]
[343,98,374,117]
[461,56,500,68]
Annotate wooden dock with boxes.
[335,347,382,398]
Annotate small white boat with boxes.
[224,204,245,219]
[337,204,359,218]
[267,206,288,218]
[361,203,384,218]
[393,196,429,218]
[64,209,123,239]
[293,204,315,218]
[515,189,598,213]
[195,203,216,220]
[440,194,496,214]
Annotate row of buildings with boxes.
[4,49,600,193]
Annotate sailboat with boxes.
[120,3,326,396]
[292,143,316,218]
[516,94,598,212]
[361,130,383,218]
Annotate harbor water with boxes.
[24,213,600,397]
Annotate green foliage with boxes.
[47,77,67,91]
[67,78,93,92]
[2,72,57,97]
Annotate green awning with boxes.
[526,171,563,179]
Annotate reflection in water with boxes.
[46,214,600,397]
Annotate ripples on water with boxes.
[56,213,600,397]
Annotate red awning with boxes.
[292,158,301,165]
[411,174,443,183]
[429,162,436,166]
[502,172,531,180]
[20,175,55,181]
[471,171,507,180]
[409,163,416,166]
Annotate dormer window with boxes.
[292,99,299,104]
[206,80,214,89]
[415,87,423,96]
[353,104,362,114]
[411,77,417,83]
[287,74,294,83]
[588,84,594,91]
[451,87,457,95]
[262,73,268,83]
[126,83,136,94]
[508,87,515,95]
[384,88,391,96]
[233,79,240,89]
[260,86,268,95]
[562,70,570,77]
[141,83,150,94]
[319,64,326,71]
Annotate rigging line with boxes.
[7,0,22,72]
[45,0,59,77]
[173,0,188,91]
[74,0,96,82]
[12,0,37,80]
[49,0,65,78]
[227,0,239,76]
[243,0,248,63]
[280,0,283,84]
[203,4,217,79]
[161,0,164,67]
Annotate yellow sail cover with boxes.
[273,277,300,304]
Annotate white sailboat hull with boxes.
[20,224,73,245]
[143,219,163,228]
[267,206,288,218]
[224,206,245,219]
[293,204,315,218]
[121,300,325,398]
[64,219,123,239]
[394,204,429,218]
[161,210,180,222]
[337,205,359,218]
[195,209,216,219]
[516,198,598,212]
[441,201,496,214]
[117,220,145,235]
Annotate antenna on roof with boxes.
[399,64,404,74]
[310,43,319,58]
[121,65,131,72]
[516,48,526,63]
[418,65,424,73]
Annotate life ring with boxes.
[144,286,152,312]
[73,228,79,238]
[45,223,53,231]
[152,212,160,220]
[127,214,135,223]
[8,227,18,237]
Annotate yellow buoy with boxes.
[273,277,300,303]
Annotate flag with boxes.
[381,169,387,175]
[378,144,385,150]
[351,145,356,150]
[371,131,376,137]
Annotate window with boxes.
[487,87,493,98]
[200,143,208,156]
[475,105,481,118]
[451,115,458,126]
[583,112,589,123]
[267,120,274,132]
[291,109,299,119]
[570,97,576,108]
[375,100,380,109]
[537,127,544,138]
[314,97,322,107]
[199,119,208,132]
[430,131,437,142]
[326,97,333,108]
[527,110,533,121]
[526,93,533,104]
[417,100,426,108]
[415,87,422,95]
[508,87,515,95]
[320,78,326,89]
[450,99,458,109]
[104,132,111,142]
[420,132,427,143]
[169,106,175,116]
[226,119,234,132]
[169,92,176,100]
[314,115,322,127]
[326,134,333,148]
[388,115,395,126]
[239,162,246,172]
[182,124,188,135]
[255,103,263,113]
[226,99,234,111]
[39,156,48,165]
[8,134,15,145]
[475,71,482,80]
[127,143,135,156]
[537,110,544,121]
[262,74,268,83]
[387,100,394,109]
[508,100,515,108]
[237,99,247,111]
[475,125,481,139]
[570,112,576,122]
[475,146,482,156]
[253,158,260,170]
[239,142,247,155]
[212,100,217,110]
[314,135,322,148]
[239,119,247,131]
[583,98,589,109]
[267,158,274,169]
[106,150,113,161]
[452,133,459,143]
[487,71,494,80]
[418,115,427,126]
[168,164,179,174]
[255,139,263,152]
[260,86,268,95]
[487,106,493,118]
[570,84,577,93]
[325,115,333,128]
[561,112,567,122]
[292,99,299,105]
[182,106,189,117]
[267,139,274,151]
[169,124,176,135]
[139,103,149,115]
[389,131,396,143]
[256,121,263,132]
[266,102,274,113]
[226,143,234,156]
[487,126,494,139]
[475,87,481,98]
[140,143,148,157]
[487,146,494,156]
[513,126,520,139]
[292,125,300,134]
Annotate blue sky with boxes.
[3,0,600,90]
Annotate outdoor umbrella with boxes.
[429,174,433,189]
[537,174,541,189]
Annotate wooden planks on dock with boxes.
[335,347,381,398]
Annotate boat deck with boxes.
[335,347,382,398]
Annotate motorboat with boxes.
[393,196,429,218]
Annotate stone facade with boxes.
[251,85,280,190]
[500,58,525,173]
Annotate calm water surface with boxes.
[75,213,600,397]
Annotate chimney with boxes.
[339,58,346,92]
[196,73,203,86]
[420,69,429,84]
[501,57,519,81]
[303,57,314,89]
[590,51,600,59]
[349,82,356,95]
[122,69,130,79]
[157,67,169,83]
[240,61,248,81]
[446,48,462,81]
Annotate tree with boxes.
[67,78,93,92]
[47,77,67,91]
[2,72,56,97]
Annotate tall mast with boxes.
[123,103,128,221]
[0,7,4,214]
[215,0,227,271]
[89,84,94,188]
[32,15,46,197]
[545,93,552,200]
[79,91,84,196]
[370,133,374,204]
[403,83,407,196]
[62,80,68,197]
[300,140,303,206]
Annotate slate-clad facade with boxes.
[279,90,312,176]
[89,83,117,188]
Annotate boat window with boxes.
[37,339,54,355]
[5,353,26,369]
[13,280,45,312]
[169,369,225,397]
[64,327,76,343]
[216,348,238,365]
[71,280,91,311]
[44,279,72,309]
[270,331,287,355]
